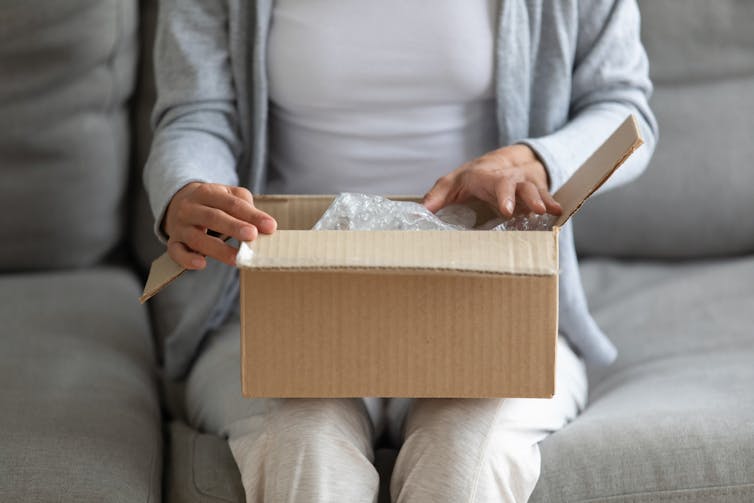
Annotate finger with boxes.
[228,185,254,203]
[422,174,457,213]
[539,188,563,215]
[181,227,240,267]
[228,186,277,234]
[188,205,259,243]
[517,182,547,214]
[168,240,206,270]
[493,177,517,218]
[194,185,277,233]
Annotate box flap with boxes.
[237,229,558,275]
[139,250,186,304]
[552,115,643,227]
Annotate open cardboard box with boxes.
[142,115,643,398]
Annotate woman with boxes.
[145,0,657,501]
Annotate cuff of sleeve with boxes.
[517,137,572,194]
[144,133,240,244]
[150,177,211,244]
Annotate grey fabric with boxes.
[165,422,399,503]
[128,0,231,379]
[166,421,244,503]
[0,0,137,271]
[575,0,754,259]
[638,0,754,86]
[0,268,162,502]
[530,255,754,502]
[130,0,164,272]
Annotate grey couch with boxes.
[1,1,752,502]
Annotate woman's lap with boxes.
[184,316,588,500]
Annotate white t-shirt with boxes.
[266,0,499,195]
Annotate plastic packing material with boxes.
[481,213,557,231]
[312,193,474,231]
[312,192,556,232]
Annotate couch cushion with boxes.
[0,0,137,270]
[166,421,244,503]
[638,0,754,86]
[0,268,162,502]
[574,0,754,259]
[130,0,166,271]
[530,255,754,502]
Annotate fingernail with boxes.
[240,226,255,241]
[256,218,275,234]
[191,258,205,269]
[505,199,515,215]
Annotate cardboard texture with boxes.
[141,115,643,398]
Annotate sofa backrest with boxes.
[130,0,164,271]
[574,0,754,259]
[0,0,138,271]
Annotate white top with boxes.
[266,0,499,195]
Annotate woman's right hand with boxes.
[163,182,277,270]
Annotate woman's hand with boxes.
[164,182,277,270]
[422,144,562,218]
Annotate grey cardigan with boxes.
[146,0,657,379]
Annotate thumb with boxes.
[422,176,454,213]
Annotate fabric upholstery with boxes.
[130,0,164,272]
[0,0,137,271]
[574,0,754,259]
[530,255,754,502]
[166,421,244,503]
[0,268,162,502]
[638,0,754,86]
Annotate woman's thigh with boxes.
[396,335,588,443]
[389,337,588,501]
[185,317,279,440]
[184,317,382,441]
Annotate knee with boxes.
[268,398,373,453]
[401,399,499,448]
[392,400,540,503]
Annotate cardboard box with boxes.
[142,115,643,398]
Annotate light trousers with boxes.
[185,319,588,503]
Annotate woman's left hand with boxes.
[422,144,562,218]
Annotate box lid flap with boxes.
[236,230,558,275]
[552,115,643,227]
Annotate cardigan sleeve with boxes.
[521,0,658,195]
[144,0,242,242]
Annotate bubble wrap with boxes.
[312,193,474,231]
[479,213,557,231]
[312,193,556,231]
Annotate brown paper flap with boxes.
[238,230,558,275]
[139,251,186,304]
[552,115,644,227]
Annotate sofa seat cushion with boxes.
[0,268,161,503]
[530,255,754,502]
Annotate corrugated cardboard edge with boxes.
[552,115,643,227]
[238,230,558,275]
[139,251,186,304]
[551,225,560,398]
[140,114,642,302]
